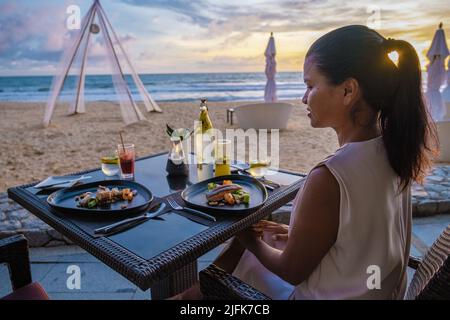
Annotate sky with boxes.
[0,0,448,76]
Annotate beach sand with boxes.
[0,101,339,192]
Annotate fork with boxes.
[167,197,217,222]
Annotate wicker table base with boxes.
[151,260,197,299]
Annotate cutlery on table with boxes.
[230,164,281,189]
[261,182,275,191]
[230,163,281,188]
[230,163,249,171]
[166,197,216,222]
[94,202,167,235]
[258,177,281,189]
[35,175,92,189]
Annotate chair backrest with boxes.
[405,224,450,300]
[234,102,293,129]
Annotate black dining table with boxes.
[7,152,306,299]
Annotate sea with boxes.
[0,72,305,103]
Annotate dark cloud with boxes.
[193,1,369,49]
[119,0,212,27]
[205,0,365,31]
[0,1,139,72]
[1,0,449,74]
[0,2,71,68]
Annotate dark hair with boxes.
[306,25,438,190]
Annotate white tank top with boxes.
[291,136,412,299]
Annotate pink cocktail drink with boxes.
[117,144,135,179]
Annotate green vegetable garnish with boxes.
[242,194,250,205]
[87,198,98,209]
[207,182,217,190]
[166,124,193,141]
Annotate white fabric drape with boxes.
[426,58,447,121]
[43,0,160,127]
[425,27,449,121]
[442,59,450,120]
[68,23,92,115]
[96,6,146,125]
[44,4,95,126]
[97,2,162,113]
[264,34,277,103]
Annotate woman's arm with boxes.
[237,165,340,285]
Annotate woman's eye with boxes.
[307,86,313,90]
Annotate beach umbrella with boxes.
[264,32,277,103]
[443,58,450,120]
[425,23,449,121]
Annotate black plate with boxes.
[181,174,268,215]
[47,180,153,215]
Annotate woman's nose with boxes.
[302,91,308,105]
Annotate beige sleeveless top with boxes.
[291,136,412,299]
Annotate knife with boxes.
[94,203,167,235]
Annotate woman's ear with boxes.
[342,78,360,107]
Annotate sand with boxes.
[0,100,339,192]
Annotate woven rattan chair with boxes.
[0,234,49,300]
[200,224,450,300]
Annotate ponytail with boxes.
[380,39,438,190]
[306,26,438,191]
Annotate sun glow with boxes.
[388,51,399,66]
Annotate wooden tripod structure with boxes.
[44,0,161,127]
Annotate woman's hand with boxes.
[237,220,289,249]
[236,224,264,249]
[256,220,289,241]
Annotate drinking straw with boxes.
[119,130,126,153]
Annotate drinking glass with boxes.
[214,139,231,177]
[117,144,135,179]
[101,154,120,176]
[247,157,271,178]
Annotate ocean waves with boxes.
[0,72,305,102]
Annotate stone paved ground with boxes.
[1,214,448,300]
[411,165,450,216]
[0,192,72,246]
[1,164,449,247]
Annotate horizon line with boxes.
[0,68,431,77]
[0,70,302,77]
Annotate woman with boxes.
[177,25,438,300]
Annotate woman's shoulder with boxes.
[323,136,385,168]
[304,165,340,203]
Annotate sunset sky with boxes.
[0,0,448,76]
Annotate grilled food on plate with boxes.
[75,186,137,209]
[206,180,250,207]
